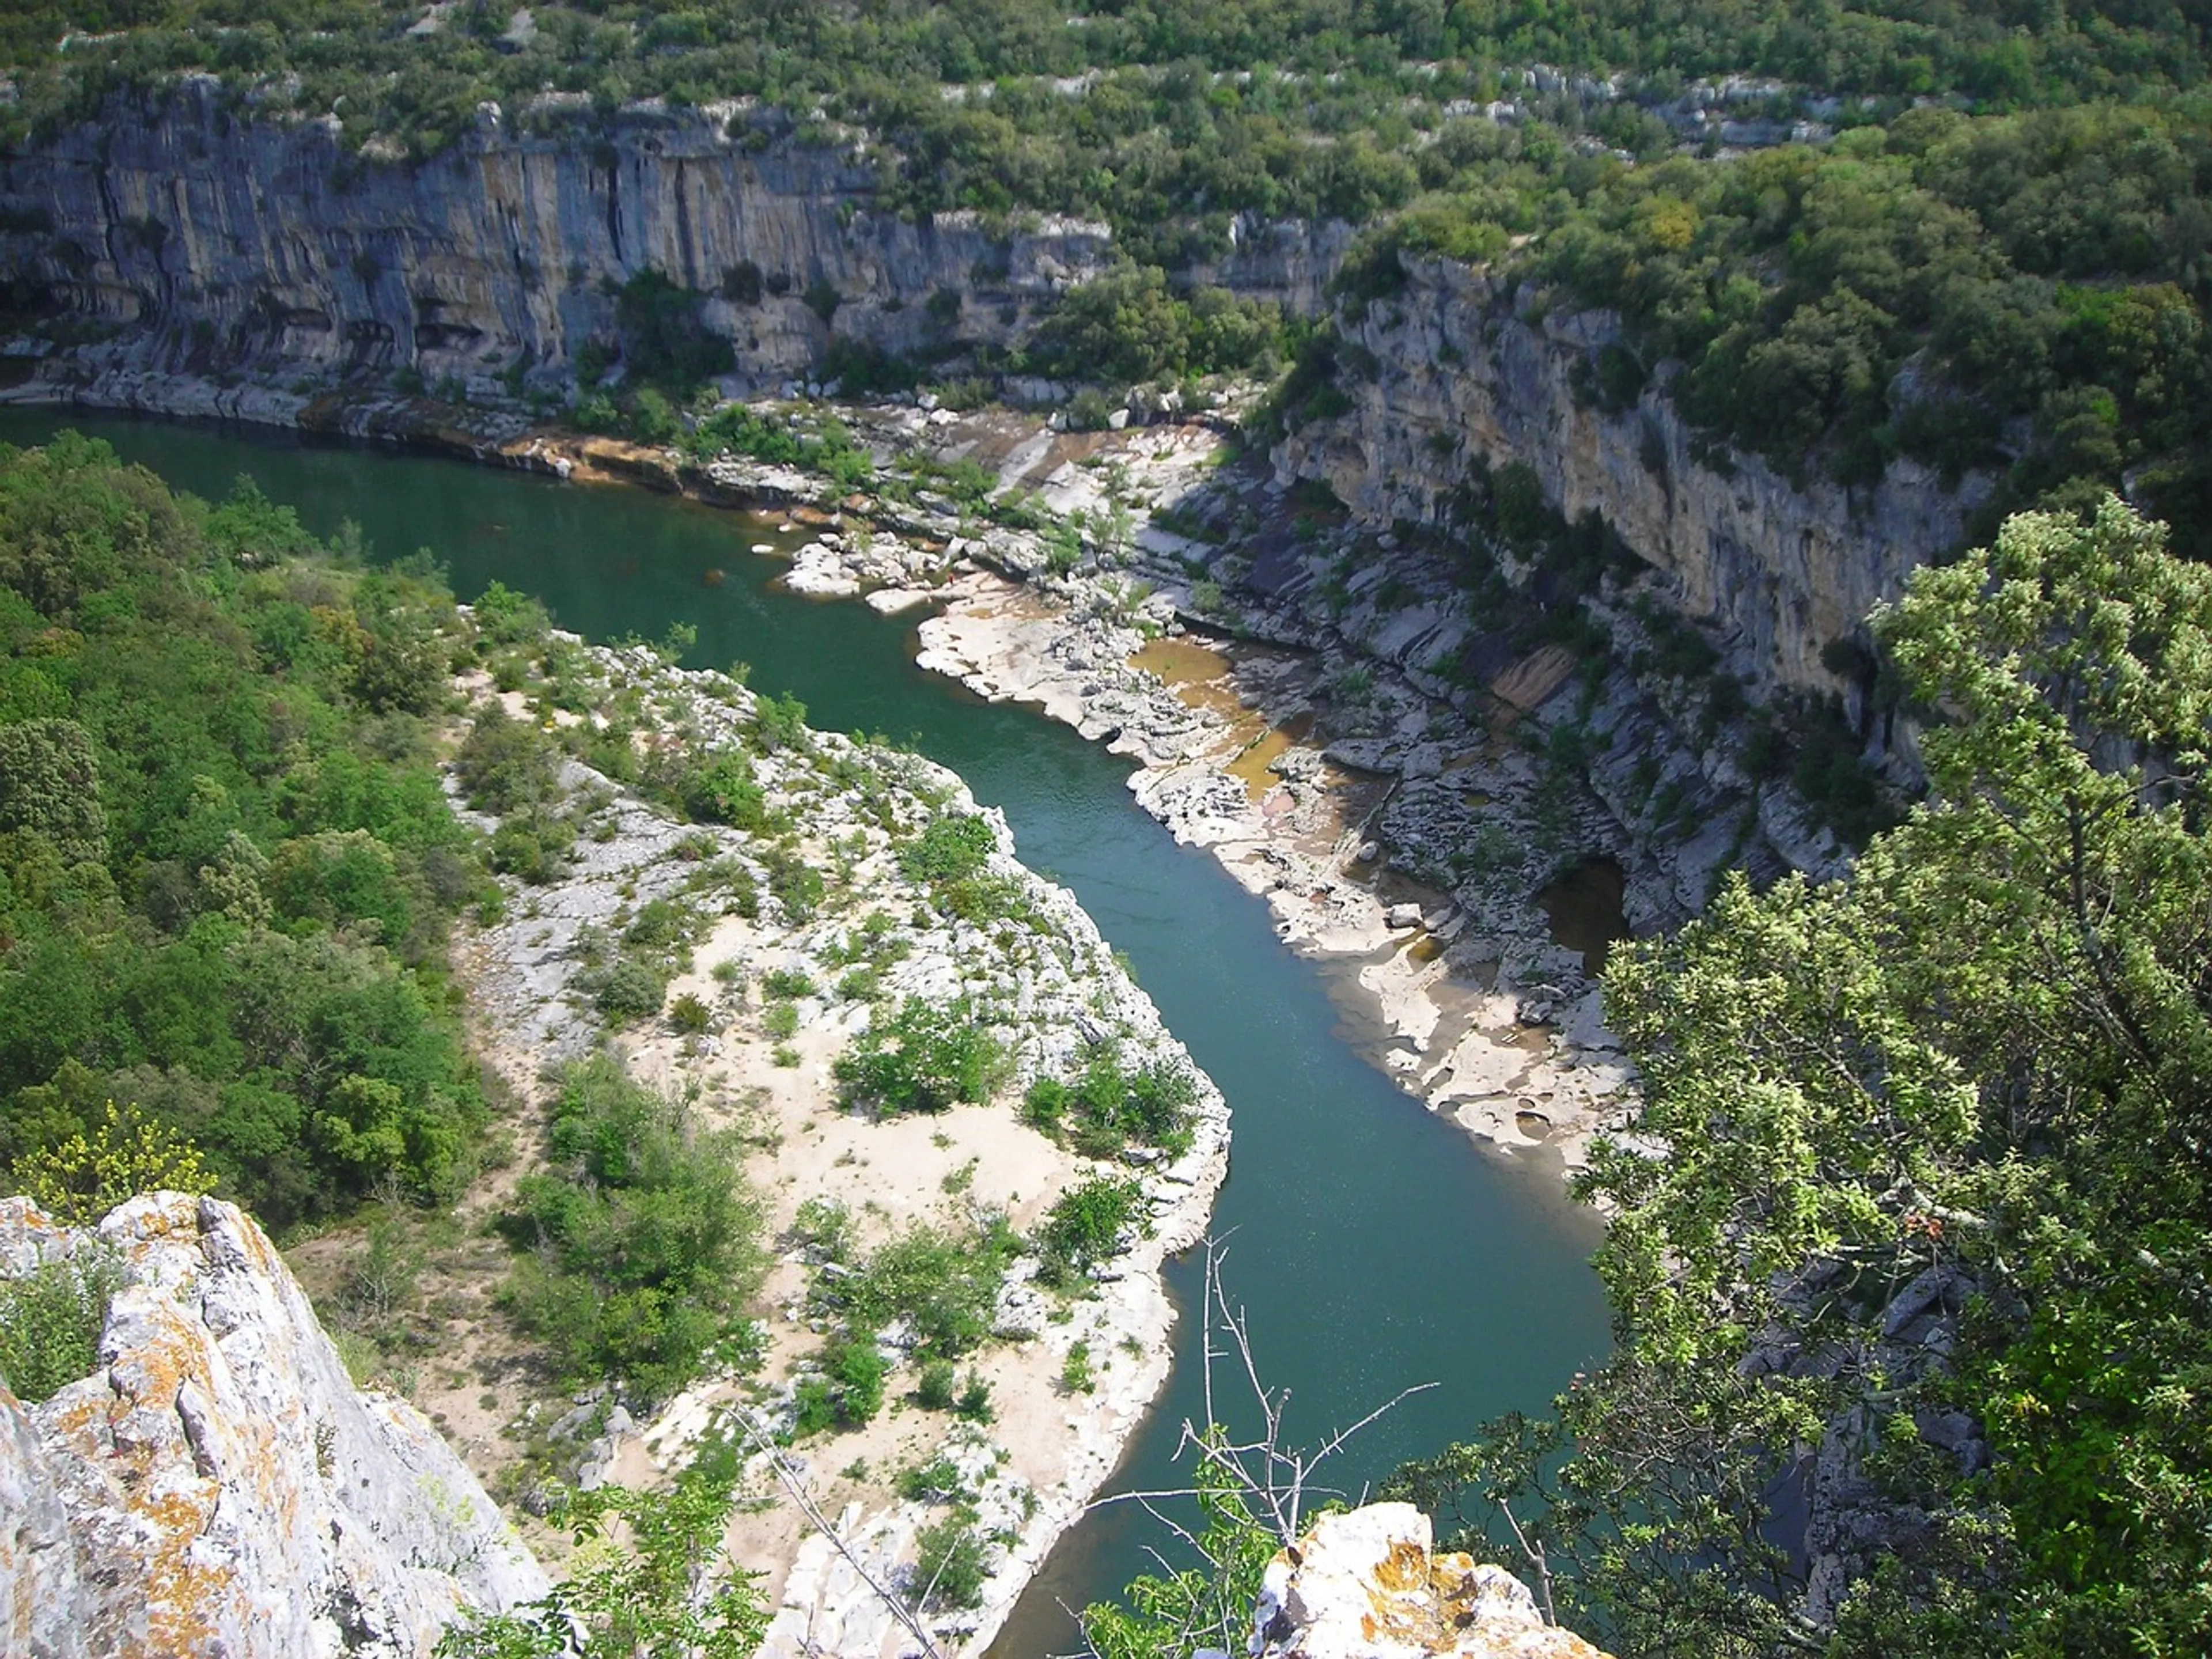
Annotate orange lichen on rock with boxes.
[1252,1503,1610,1659]
[0,1191,547,1659]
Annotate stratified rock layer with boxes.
[1243,1505,1608,1659]
[1277,255,1985,714]
[0,82,1346,400]
[0,1193,546,1659]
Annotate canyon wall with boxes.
[0,82,1343,396]
[0,1192,545,1659]
[1275,253,1984,715]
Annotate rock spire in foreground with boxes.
[0,1192,546,1659]
[1233,1503,1610,1659]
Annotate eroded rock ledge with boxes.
[0,1192,546,1659]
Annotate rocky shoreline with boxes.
[3,374,1684,1173]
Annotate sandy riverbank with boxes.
[442,639,1227,1659]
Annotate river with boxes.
[0,408,1610,1653]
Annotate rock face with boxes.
[1241,1505,1609,1659]
[0,1192,546,1659]
[0,84,1344,396]
[1275,254,1986,715]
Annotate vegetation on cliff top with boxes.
[5,5,2208,529]
[1316,96,2212,557]
[2,2,2200,245]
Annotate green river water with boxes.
[0,409,1610,1653]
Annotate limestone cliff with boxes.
[1275,253,1986,719]
[0,1192,546,1659]
[0,82,1342,397]
[1233,1505,1609,1659]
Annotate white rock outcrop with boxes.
[0,1192,546,1659]
[1241,1504,1609,1659]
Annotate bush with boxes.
[953,1374,994,1423]
[913,1514,991,1610]
[913,1358,958,1410]
[835,998,1008,1116]
[832,1218,1018,1360]
[589,957,669,1023]
[454,705,562,817]
[0,1251,123,1403]
[761,968,815,1000]
[763,845,824,922]
[1037,1176,1148,1283]
[8,1099,208,1226]
[897,1454,967,1503]
[1021,1050,1198,1157]
[830,1333,886,1423]
[896,813,995,888]
[502,1058,765,1403]
[681,751,766,830]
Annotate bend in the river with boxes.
[0,408,1610,1652]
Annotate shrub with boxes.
[0,1251,123,1403]
[1037,1176,1148,1284]
[501,1058,765,1403]
[669,993,713,1035]
[454,705,562,817]
[833,1218,1018,1359]
[913,1358,958,1410]
[681,751,766,830]
[896,813,995,888]
[835,998,1008,1116]
[9,1100,209,1226]
[897,1454,967,1503]
[762,845,824,922]
[953,1374,994,1423]
[761,968,816,1000]
[1059,1340,1095,1394]
[913,1514,991,1610]
[830,1333,886,1423]
[590,957,669,1023]
[1021,1051,1198,1157]
[790,1378,838,1438]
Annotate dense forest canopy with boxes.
[0,433,492,1229]
[1,1,2203,177]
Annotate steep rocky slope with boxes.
[1275,253,1985,719]
[0,1192,546,1659]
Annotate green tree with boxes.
[1422,497,2212,1654]
[438,1464,766,1659]
[0,719,108,866]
